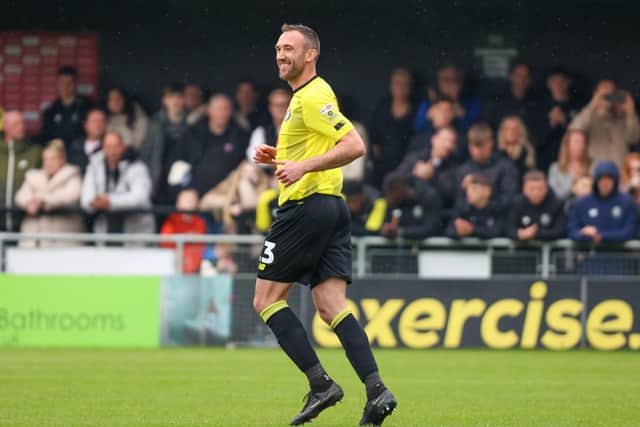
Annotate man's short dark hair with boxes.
[57,65,78,79]
[524,170,547,182]
[163,82,185,96]
[281,23,320,56]
[469,173,492,187]
[382,173,411,194]
[468,122,493,146]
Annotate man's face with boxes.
[3,112,26,141]
[390,72,412,100]
[429,101,455,128]
[431,128,457,157]
[597,176,616,197]
[162,92,185,116]
[469,140,493,163]
[467,183,491,207]
[523,179,548,205]
[184,85,203,111]
[572,176,592,197]
[236,82,257,110]
[510,65,531,94]
[103,133,126,165]
[275,31,312,82]
[438,67,461,99]
[56,74,76,99]
[268,93,291,125]
[208,97,233,128]
[84,110,106,139]
[547,74,570,98]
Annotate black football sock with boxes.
[331,310,386,399]
[261,301,332,392]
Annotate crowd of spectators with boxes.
[2,61,640,266]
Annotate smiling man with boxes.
[252,24,397,426]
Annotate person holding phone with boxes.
[568,79,640,169]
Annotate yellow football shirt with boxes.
[276,76,354,205]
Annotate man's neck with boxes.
[167,110,183,123]
[289,68,317,91]
[61,95,76,106]
[209,121,227,135]
[473,200,490,210]
[552,92,569,103]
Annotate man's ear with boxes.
[305,49,318,63]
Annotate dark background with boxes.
[5,0,640,119]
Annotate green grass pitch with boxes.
[0,348,638,426]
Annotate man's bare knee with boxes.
[253,278,292,315]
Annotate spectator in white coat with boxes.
[15,139,84,246]
[81,131,155,234]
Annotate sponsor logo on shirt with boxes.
[334,122,345,131]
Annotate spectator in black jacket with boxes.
[507,170,567,241]
[393,126,459,208]
[534,68,581,173]
[483,62,540,131]
[41,66,92,147]
[446,173,504,239]
[141,83,190,205]
[368,68,415,189]
[187,94,249,196]
[380,173,442,240]
[456,123,519,210]
[343,181,386,236]
[67,108,106,174]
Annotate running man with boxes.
[252,24,397,426]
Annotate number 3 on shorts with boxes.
[260,241,276,264]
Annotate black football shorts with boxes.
[257,193,352,287]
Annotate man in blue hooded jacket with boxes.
[568,160,637,242]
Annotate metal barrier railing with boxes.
[1,232,640,278]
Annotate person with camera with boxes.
[568,79,640,169]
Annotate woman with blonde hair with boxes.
[14,139,85,246]
[497,115,536,178]
[620,152,640,207]
[548,129,592,200]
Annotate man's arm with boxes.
[274,129,366,187]
[303,129,366,171]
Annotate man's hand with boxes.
[517,224,539,240]
[275,160,308,187]
[621,91,636,115]
[26,198,43,216]
[461,174,473,190]
[91,194,110,210]
[454,218,474,237]
[548,106,567,128]
[412,161,434,180]
[580,225,602,243]
[253,144,278,164]
[381,222,399,239]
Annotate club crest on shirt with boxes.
[284,108,291,122]
[611,205,622,218]
[18,159,29,170]
[522,215,531,226]
[540,213,551,226]
[412,205,423,219]
[588,208,599,218]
